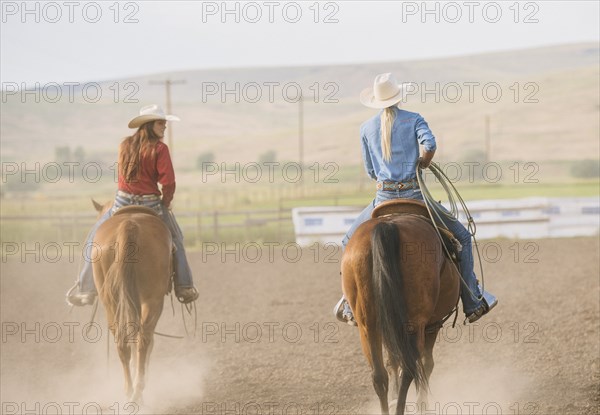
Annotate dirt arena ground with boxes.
[1,237,599,415]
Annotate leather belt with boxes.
[376,179,418,191]
[116,190,161,201]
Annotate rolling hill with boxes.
[1,42,598,175]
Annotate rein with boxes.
[416,162,486,326]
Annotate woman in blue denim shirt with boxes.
[334,73,497,325]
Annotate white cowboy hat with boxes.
[128,104,180,128]
[359,73,414,109]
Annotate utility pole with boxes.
[298,93,304,195]
[149,79,186,155]
[485,114,491,163]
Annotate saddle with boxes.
[372,199,462,264]
[112,205,159,217]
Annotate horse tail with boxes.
[105,219,141,348]
[371,221,426,392]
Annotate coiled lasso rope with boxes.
[416,161,485,303]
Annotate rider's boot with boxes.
[466,285,498,323]
[65,282,97,306]
[175,286,199,304]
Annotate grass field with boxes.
[1,168,597,253]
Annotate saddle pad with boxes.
[372,199,431,219]
[113,205,159,217]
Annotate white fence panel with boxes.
[291,206,362,247]
[292,197,600,246]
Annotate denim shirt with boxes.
[360,107,437,183]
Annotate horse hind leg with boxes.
[386,354,401,409]
[372,355,390,413]
[131,329,151,404]
[396,324,429,415]
[131,306,161,404]
[386,350,401,397]
[395,368,413,415]
[116,337,134,399]
[358,326,389,414]
[107,316,134,399]
[416,327,438,413]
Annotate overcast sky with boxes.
[1,1,599,86]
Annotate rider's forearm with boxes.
[161,182,176,208]
[420,149,436,168]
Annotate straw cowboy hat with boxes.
[359,73,414,109]
[128,104,180,128]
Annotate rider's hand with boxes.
[419,150,435,169]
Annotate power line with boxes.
[485,114,491,163]
[298,93,304,194]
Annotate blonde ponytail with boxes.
[380,107,395,162]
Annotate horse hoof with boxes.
[130,394,143,406]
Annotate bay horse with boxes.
[91,200,173,403]
[341,199,460,414]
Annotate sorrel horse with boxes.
[341,200,460,414]
[91,201,172,403]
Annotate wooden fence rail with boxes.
[1,208,298,248]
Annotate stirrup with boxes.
[65,283,96,307]
[333,297,345,320]
[482,290,498,311]
[333,297,357,327]
[175,286,199,304]
[466,291,498,323]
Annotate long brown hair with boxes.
[119,122,161,182]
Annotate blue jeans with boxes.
[341,188,483,314]
[78,192,194,293]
